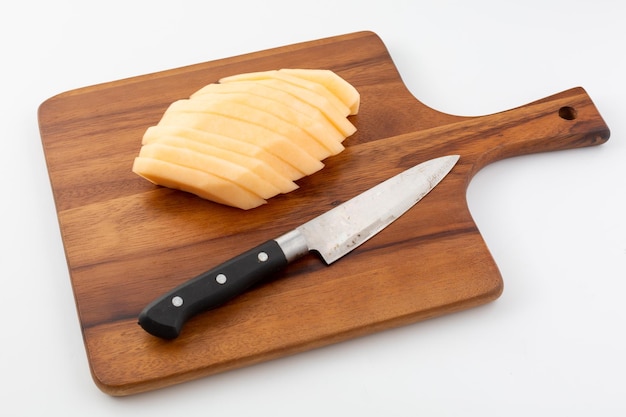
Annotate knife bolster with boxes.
[275,229,309,262]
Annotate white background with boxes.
[2,1,625,415]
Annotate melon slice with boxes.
[139,143,280,199]
[133,157,266,210]
[143,125,303,180]
[139,141,298,198]
[133,68,360,209]
[140,138,297,194]
[189,91,345,154]
[218,78,352,137]
[191,81,356,138]
[219,70,351,117]
[278,69,360,115]
[163,98,332,160]
[156,111,324,176]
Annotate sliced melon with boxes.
[139,143,280,199]
[133,157,266,210]
[219,70,351,117]
[143,125,303,180]
[164,98,332,160]
[156,111,324,176]
[278,69,360,115]
[139,136,298,193]
[189,91,345,154]
[191,81,356,137]
[219,78,352,137]
[140,138,297,194]
[133,68,360,210]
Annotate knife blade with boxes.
[138,155,460,339]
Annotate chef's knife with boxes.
[138,155,460,339]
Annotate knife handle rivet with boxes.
[215,273,227,284]
[171,296,183,307]
[257,251,269,262]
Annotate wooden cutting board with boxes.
[38,31,609,396]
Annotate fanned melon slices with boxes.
[139,143,281,199]
[220,69,360,115]
[163,99,333,160]
[140,140,297,195]
[133,158,266,210]
[217,78,354,136]
[191,81,356,138]
[143,125,303,180]
[278,69,360,115]
[187,92,346,153]
[132,68,359,209]
[157,111,325,175]
[219,70,351,116]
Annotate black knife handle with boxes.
[138,240,288,339]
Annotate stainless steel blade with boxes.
[275,155,459,264]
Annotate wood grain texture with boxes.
[38,31,609,396]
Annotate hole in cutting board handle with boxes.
[559,106,578,120]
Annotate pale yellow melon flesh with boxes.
[132,157,266,210]
[139,142,293,199]
[218,78,353,138]
[133,69,359,210]
[278,69,360,115]
[239,78,356,137]
[141,135,297,194]
[143,125,304,180]
[156,111,325,176]
[164,99,332,160]
[188,92,345,154]
[191,81,356,138]
[219,71,351,117]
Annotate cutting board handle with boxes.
[457,87,610,176]
[404,87,610,182]
[378,86,609,186]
